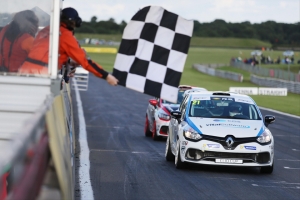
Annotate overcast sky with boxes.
[63,0,299,24]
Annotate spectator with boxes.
[19,7,118,86]
[0,10,38,72]
[276,56,280,64]
[291,56,294,64]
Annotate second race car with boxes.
[144,85,207,140]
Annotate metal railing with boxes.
[192,64,243,82]
[251,74,300,94]
[231,61,300,82]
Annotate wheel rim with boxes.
[165,136,169,157]
[152,121,156,138]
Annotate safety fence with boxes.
[231,61,300,82]
[0,75,76,200]
[192,64,243,82]
[73,67,89,91]
[251,74,300,94]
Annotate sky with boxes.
[63,0,300,24]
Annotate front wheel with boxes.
[175,141,185,169]
[152,120,159,141]
[165,136,175,161]
[260,162,274,174]
[144,114,152,137]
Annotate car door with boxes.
[147,97,159,131]
[171,95,189,152]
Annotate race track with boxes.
[73,75,300,200]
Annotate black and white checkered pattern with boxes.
[113,6,194,103]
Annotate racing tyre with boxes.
[165,136,175,161]
[260,162,274,174]
[152,120,159,141]
[144,115,152,137]
[175,141,185,169]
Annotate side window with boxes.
[179,95,188,112]
[249,105,258,120]
[180,97,189,120]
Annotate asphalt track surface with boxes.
[73,75,300,200]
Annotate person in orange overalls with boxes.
[19,7,118,86]
[0,10,38,72]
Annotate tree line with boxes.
[77,17,300,47]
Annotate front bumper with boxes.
[155,117,170,137]
[179,140,274,167]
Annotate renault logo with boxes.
[226,137,234,147]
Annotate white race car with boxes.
[165,91,275,173]
[145,85,205,140]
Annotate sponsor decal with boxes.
[244,146,256,150]
[227,120,240,123]
[206,123,250,128]
[181,145,186,154]
[221,97,234,101]
[235,98,253,104]
[240,145,244,149]
[192,96,210,100]
[207,144,220,148]
[213,119,240,123]
[213,119,226,122]
[182,141,188,146]
[202,144,208,152]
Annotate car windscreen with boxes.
[162,90,186,104]
[189,97,262,120]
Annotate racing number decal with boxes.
[192,100,200,105]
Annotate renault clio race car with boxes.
[144,85,207,140]
[165,91,275,173]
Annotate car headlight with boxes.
[257,129,272,144]
[158,110,170,121]
[183,125,202,141]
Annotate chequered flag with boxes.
[113,6,194,103]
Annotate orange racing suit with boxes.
[20,24,109,79]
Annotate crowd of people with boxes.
[232,54,298,66]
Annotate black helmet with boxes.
[229,103,242,116]
[61,7,82,28]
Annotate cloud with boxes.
[93,4,125,16]
[279,1,287,8]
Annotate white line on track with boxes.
[259,107,300,119]
[209,177,238,180]
[242,179,299,184]
[90,149,148,154]
[74,79,94,200]
[284,167,300,170]
[278,159,300,161]
[274,135,299,137]
[252,184,300,189]
[292,149,300,151]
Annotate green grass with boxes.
[190,37,271,48]
[76,33,272,49]
[76,33,123,41]
[218,66,252,81]
[84,46,300,116]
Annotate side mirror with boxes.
[171,111,182,119]
[149,99,158,107]
[264,115,275,127]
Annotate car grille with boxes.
[201,135,258,150]
[186,149,270,164]
[159,126,168,135]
